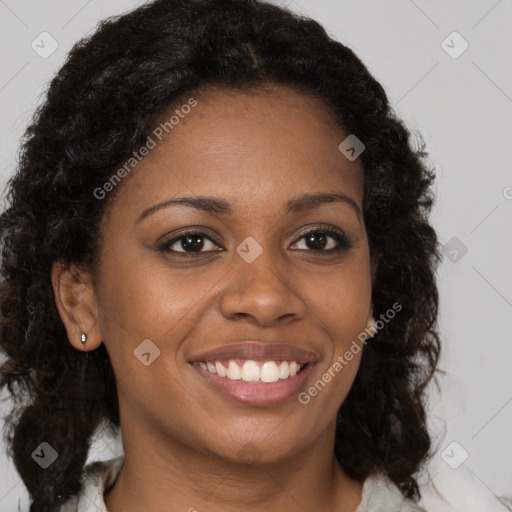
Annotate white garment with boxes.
[57,456,425,512]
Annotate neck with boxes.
[104,414,363,512]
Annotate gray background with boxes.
[1,1,511,510]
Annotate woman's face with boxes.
[88,84,374,463]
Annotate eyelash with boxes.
[158,225,353,257]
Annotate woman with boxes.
[0,0,441,510]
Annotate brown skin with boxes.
[51,84,376,512]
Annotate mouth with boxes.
[195,359,308,382]
[188,342,318,406]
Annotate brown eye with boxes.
[158,225,353,257]
[291,226,353,253]
[158,230,222,255]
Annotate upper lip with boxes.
[189,342,318,364]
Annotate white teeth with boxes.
[241,360,260,382]
[278,361,290,379]
[261,361,280,383]
[215,361,227,377]
[200,359,304,383]
[227,360,242,380]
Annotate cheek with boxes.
[300,265,370,412]
[311,255,372,341]
[305,256,371,400]
[94,245,232,371]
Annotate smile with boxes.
[191,360,314,406]
[189,342,317,406]
[197,359,306,383]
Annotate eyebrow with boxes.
[136,191,361,224]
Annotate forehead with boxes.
[105,84,364,222]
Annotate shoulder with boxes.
[58,455,125,512]
[355,472,426,512]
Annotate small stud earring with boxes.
[81,333,87,344]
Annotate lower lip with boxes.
[191,363,314,406]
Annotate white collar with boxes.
[59,456,124,512]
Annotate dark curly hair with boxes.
[0,0,441,510]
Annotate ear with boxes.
[51,260,102,351]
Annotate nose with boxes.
[218,248,308,327]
